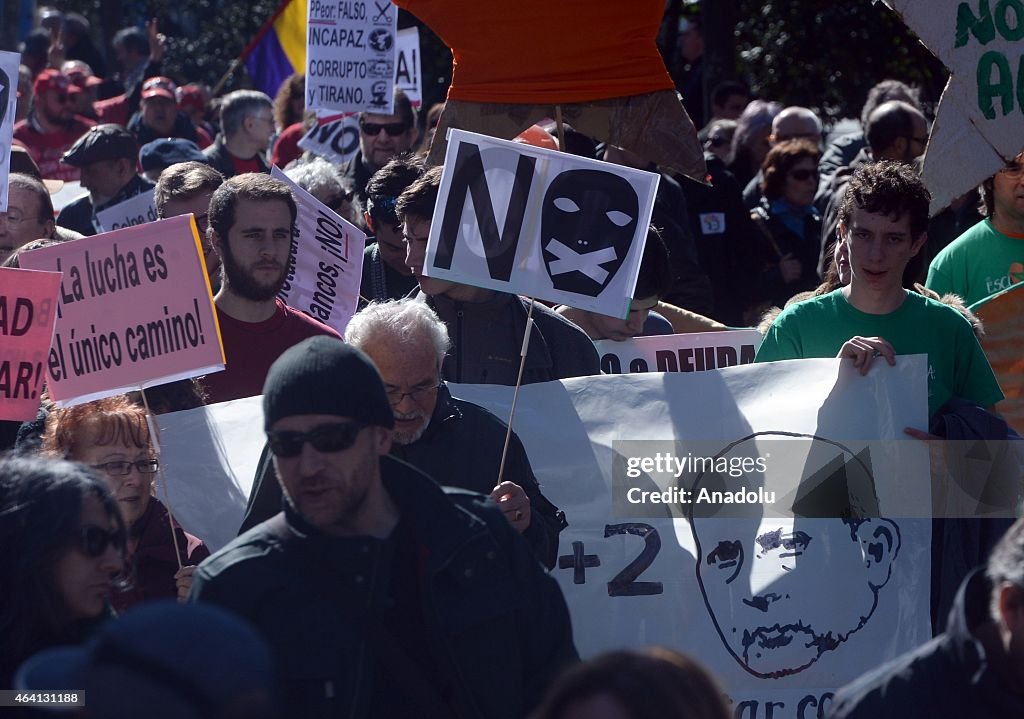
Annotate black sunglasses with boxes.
[788,168,819,181]
[360,121,410,137]
[76,524,125,558]
[267,421,366,458]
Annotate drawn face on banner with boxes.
[540,169,639,297]
[688,434,900,679]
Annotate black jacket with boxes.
[194,455,578,719]
[750,197,823,310]
[239,385,566,568]
[202,137,270,179]
[828,569,1024,718]
[340,149,375,208]
[56,175,155,237]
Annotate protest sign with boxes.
[0,268,62,420]
[96,188,157,233]
[395,26,421,107]
[882,0,1024,214]
[18,216,224,406]
[596,329,762,375]
[972,282,1024,434]
[425,129,659,318]
[271,167,365,334]
[158,356,932,712]
[297,113,360,165]
[305,0,398,114]
[0,50,21,212]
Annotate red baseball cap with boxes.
[33,69,70,97]
[141,76,177,103]
[176,84,206,112]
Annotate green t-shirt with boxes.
[925,218,1024,306]
[755,289,1004,418]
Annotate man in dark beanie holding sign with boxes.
[190,336,578,719]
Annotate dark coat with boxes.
[339,149,375,208]
[750,197,823,310]
[239,385,566,569]
[112,496,210,614]
[193,455,579,719]
[56,175,155,237]
[202,137,270,179]
[828,569,1024,719]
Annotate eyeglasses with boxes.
[91,459,160,477]
[360,121,410,137]
[267,421,366,458]
[385,381,441,406]
[788,168,819,181]
[998,164,1024,179]
[75,524,125,558]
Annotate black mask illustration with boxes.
[541,169,639,296]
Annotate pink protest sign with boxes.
[19,216,225,406]
[0,268,62,420]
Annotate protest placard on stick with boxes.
[96,188,158,233]
[18,216,224,406]
[0,50,22,212]
[0,267,62,420]
[596,330,762,375]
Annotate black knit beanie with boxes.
[262,336,395,430]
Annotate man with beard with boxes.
[238,299,567,568]
[13,69,95,181]
[55,124,153,236]
[200,173,340,404]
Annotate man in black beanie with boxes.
[190,336,578,719]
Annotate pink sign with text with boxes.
[0,268,62,420]
[19,216,225,406]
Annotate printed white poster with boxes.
[395,26,421,107]
[272,166,365,334]
[96,189,158,233]
[297,113,360,165]
[596,329,763,374]
[0,50,23,212]
[425,129,660,318]
[305,0,398,114]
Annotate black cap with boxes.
[263,336,395,431]
[139,137,209,172]
[62,124,139,167]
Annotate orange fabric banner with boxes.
[972,284,1024,435]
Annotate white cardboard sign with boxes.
[305,0,398,114]
[272,166,365,334]
[425,129,660,318]
[297,113,360,165]
[395,26,421,108]
[0,50,22,212]
[596,329,763,374]
[96,188,158,233]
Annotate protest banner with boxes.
[157,356,932,712]
[395,26,421,107]
[882,0,1024,214]
[0,268,62,420]
[96,188,158,233]
[425,129,659,318]
[305,0,398,114]
[596,329,762,375]
[0,50,21,212]
[297,113,360,165]
[271,167,365,334]
[972,282,1024,434]
[18,216,224,406]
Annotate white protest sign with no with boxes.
[297,113,360,165]
[96,188,158,233]
[272,167,365,334]
[596,329,762,374]
[395,26,421,107]
[0,50,22,212]
[425,129,660,318]
[305,0,398,114]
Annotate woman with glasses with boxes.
[42,395,209,613]
[747,138,824,320]
[0,455,126,688]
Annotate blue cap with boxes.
[139,137,209,172]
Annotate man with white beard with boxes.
[239,299,566,568]
[56,124,154,236]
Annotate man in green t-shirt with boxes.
[756,161,1003,424]
[926,152,1024,305]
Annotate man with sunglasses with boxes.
[926,152,1024,306]
[341,88,419,209]
[203,90,274,179]
[192,336,578,719]
[13,69,96,182]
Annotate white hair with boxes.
[284,157,347,200]
[345,299,450,367]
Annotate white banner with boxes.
[271,167,365,334]
[305,0,397,114]
[0,50,22,212]
[395,26,421,108]
[158,356,932,711]
[425,129,660,318]
[297,113,360,165]
[596,329,762,375]
[96,188,158,233]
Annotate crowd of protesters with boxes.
[1,5,1022,719]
